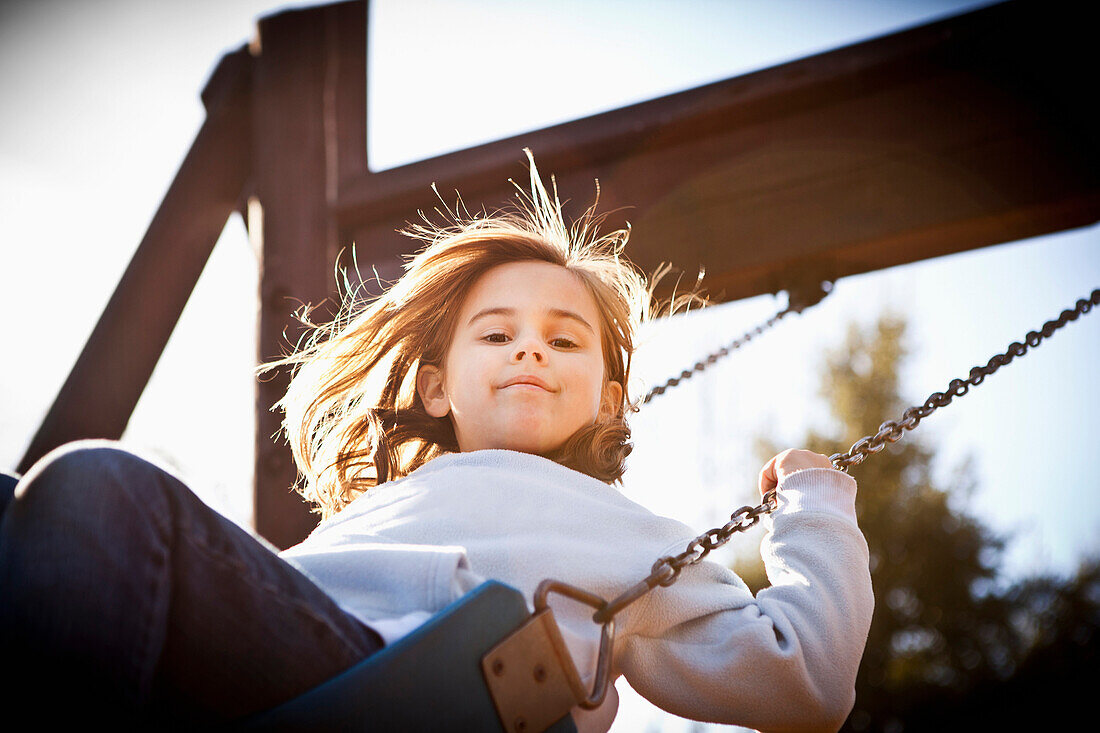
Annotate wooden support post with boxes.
[18,48,252,474]
[251,6,343,548]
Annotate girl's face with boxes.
[417,260,622,455]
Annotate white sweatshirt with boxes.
[281,449,873,733]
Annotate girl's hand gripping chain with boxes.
[759,449,835,497]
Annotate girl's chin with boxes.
[461,429,572,456]
[455,411,589,454]
[488,437,565,455]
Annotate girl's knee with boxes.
[14,440,179,518]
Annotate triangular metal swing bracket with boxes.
[481,607,581,733]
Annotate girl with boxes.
[0,153,872,732]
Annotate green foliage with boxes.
[746,313,1100,731]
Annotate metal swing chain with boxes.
[640,281,833,405]
[576,281,834,626]
[540,287,1100,709]
[829,288,1100,471]
[605,288,1100,619]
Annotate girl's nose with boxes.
[512,341,545,363]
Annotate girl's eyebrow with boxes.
[466,306,595,334]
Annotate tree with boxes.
[742,313,1100,731]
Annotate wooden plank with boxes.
[251,6,342,548]
[330,0,368,190]
[333,0,1098,304]
[17,48,252,474]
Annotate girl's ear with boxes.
[417,365,451,418]
[598,379,624,422]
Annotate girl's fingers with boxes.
[760,449,796,496]
[758,454,779,496]
[760,449,834,496]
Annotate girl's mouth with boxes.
[500,375,554,392]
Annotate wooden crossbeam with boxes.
[328,0,1098,304]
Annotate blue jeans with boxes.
[0,440,382,728]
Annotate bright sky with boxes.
[2,2,1097,730]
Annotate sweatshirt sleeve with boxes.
[615,468,874,733]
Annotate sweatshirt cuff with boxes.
[770,467,859,527]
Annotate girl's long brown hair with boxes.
[263,151,664,519]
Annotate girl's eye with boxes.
[551,337,579,349]
[483,333,510,344]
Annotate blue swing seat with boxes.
[241,580,578,732]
